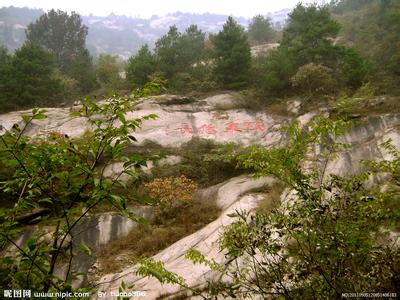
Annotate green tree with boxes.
[248,15,275,45]
[153,25,207,89]
[281,4,341,66]
[154,26,181,79]
[0,43,62,111]
[212,16,251,89]
[66,48,97,93]
[170,25,207,90]
[0,46,11,107]
[126,44,157,87]
[332,0,400,93]
[336,47,368,88]
[0,46,9,65]
[261,48,296,93]
[96,53,121,86]
[260,4,365,94]
[178,25,206,68]
[25,9,95,93]
[26,9,88,73]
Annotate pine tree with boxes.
[26,9,95,93]
[248,15,275,45]
[0,43,62,110]
[26,9,87,73]
[154,26,181,78]
[126,44,157,86]
[280,4,340,66]
[212,17,251,89]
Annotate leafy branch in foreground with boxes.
[0,83,161,292]
[137,117,400,298]
[136,257,207,299]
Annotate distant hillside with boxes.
[0,6,289,59]
[0,6,43,51]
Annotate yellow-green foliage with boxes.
[291,63,337,97]
[144,175,198,205]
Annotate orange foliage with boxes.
[143,175,198,204]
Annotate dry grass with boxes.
[256,181,286,214]
[96,199,221,275]
[328,95,400,119]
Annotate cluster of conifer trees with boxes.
[0,0,399,113]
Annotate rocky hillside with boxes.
[1,93,399,298]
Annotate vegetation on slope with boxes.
[138,117,400,298]
[0,0,400,297]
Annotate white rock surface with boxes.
[250,43,279,57]
[95,175,276,299]
[0,94,282,148]
[287,99,301,115]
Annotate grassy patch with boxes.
[135,138,247,188]
[96,199,221,275]
[330,95,400,117]
[122,139,173,157]
[256,181,286,214]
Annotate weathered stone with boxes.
[95,175,276,299]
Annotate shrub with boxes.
[336,47,369,89]
[0,85,161,292]
[261,48,296,94]
[143,175,198,207]
[136,138,246,188]
[177,138,246,186]
[291,63,338,97]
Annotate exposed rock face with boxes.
[250,43,279,57]
[0,93,283,148]
[1,94,399,299]
[91,112,400,299]
[96,175,277,299]
[326,114,400,177]
[70,207,153,287]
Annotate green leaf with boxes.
[79,243,92,257]
[27,238,36,251]
[39,198,53,205]
[94,178,100,187]
[70,111,81,117]
[22,115,31,124]
[33,113,47,120]
[227,213,238,218]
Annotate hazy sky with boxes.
[2,0,325,18]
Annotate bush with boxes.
[291,63,338,97]
[217,118,400,298]
[134,138,245,188]
[336,47,369,89]
[0,86,161,292]
[143,175,198,208]
[175,138,246,187]
[261,49,296,94]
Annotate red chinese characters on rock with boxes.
[224,122,242,132]
[178,122,193,134]
[199,124,217,135]
[242,120,267,132]
[177,120,267,135]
